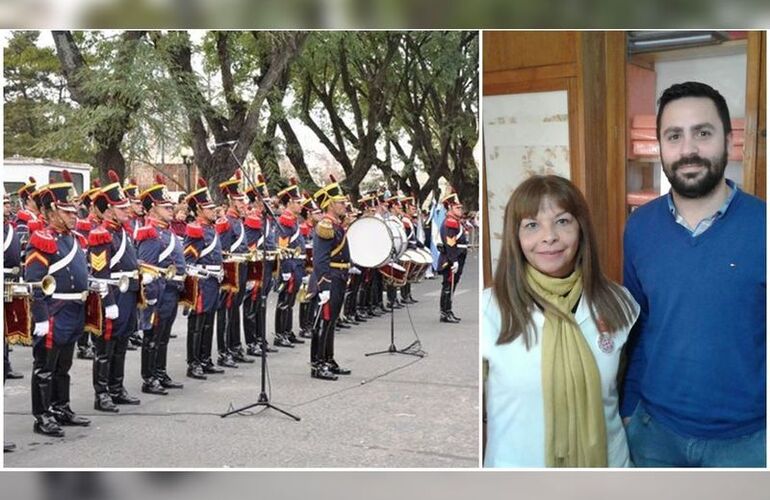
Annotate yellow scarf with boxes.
[526,265,608,467]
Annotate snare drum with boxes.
[379,262,408,287]
[347,217,394,268]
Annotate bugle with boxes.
[139,262,177,280]
[185,265,224,281]
[88,275,130,294]
[3,275,56,302]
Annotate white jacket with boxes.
[482,287,639,468]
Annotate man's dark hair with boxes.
[656,81,732,141]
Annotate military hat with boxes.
[245,174,268,204]
[78,179,102,209]
[17,176,37,201]
[313,175,347,210]
[300,190,321,218]
[441,187,462,208]
[277,177,302,206]
[38,169,78,213]
[93,170,131,212]
[186,177,216,213]
[140,174,174,211]
[357,194,376,210]
[219,169,246,201]
[123,177,140,200]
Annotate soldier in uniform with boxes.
[123,177,145,240]
[135,174,184,395]
[274,178,306,348]
[4,191,26,382]
[88,170,142,411]
[14,176,42,242]
[4,191,24,451]
[310,176,352,380]
[122,177,144,350]
[298,192,322,339]
[26,172,91,436]
[214,170,254,368]
[399,195,420,305]
[74,180,102,360]
[438,190,467,323]
[183,178,224,379]
[242,175,278,357]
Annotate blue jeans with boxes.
[625,401,766,467]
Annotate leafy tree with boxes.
[152,30,308,200]
[3,31,90,162]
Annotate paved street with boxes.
[4,253,479,468]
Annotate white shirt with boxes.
[482,287,639,468]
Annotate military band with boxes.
[3,168,471,443]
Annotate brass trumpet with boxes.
[185,265,224,281]
[88,275,130,294]
[3,275,56,302]
[139,262,177,280]
[223,252,251,263]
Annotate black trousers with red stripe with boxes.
[310,275,345,366]
[32,335,76,417]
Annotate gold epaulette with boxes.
[317,219,334,240]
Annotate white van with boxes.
[3,156,92,203]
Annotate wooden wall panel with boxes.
[483,31,577,73]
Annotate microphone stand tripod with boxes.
[218,144,300,421]
[365,249,425,359]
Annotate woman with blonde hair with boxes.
[483,175,639,467]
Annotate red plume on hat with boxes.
[108,170,120,183]
[290,177,298,186]
[155,174,165,185]
[234,169,242,180]
[197,178,207,188]
[92,179,101,188]
[62,169,73,183]
[329,174,337,183]
[130,177,137,185]
[257,174,265,183]
[29,176,36,183]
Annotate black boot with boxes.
[440,288,459,323]
[155,319,183,389]
[109,337,140,405]
[142,377,169,395]
[141,329,169,393]
[50,404,91,426]
[33,414,64,437]
[311,362,338,381]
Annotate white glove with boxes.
[146,299,157,306]
[105,304,119,319]
[141,272,153,285]
[451,262,459,274]
[281,273,291,282]
[33,321,49,337]
[318,290,330,305]
[301,276,309,285]
[245,281,256,291]
[349,267,362,275]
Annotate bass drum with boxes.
[384,218,407,259]
[347,216,394,268]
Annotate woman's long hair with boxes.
[492,175,635,348]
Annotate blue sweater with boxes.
[621,189,766,438]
